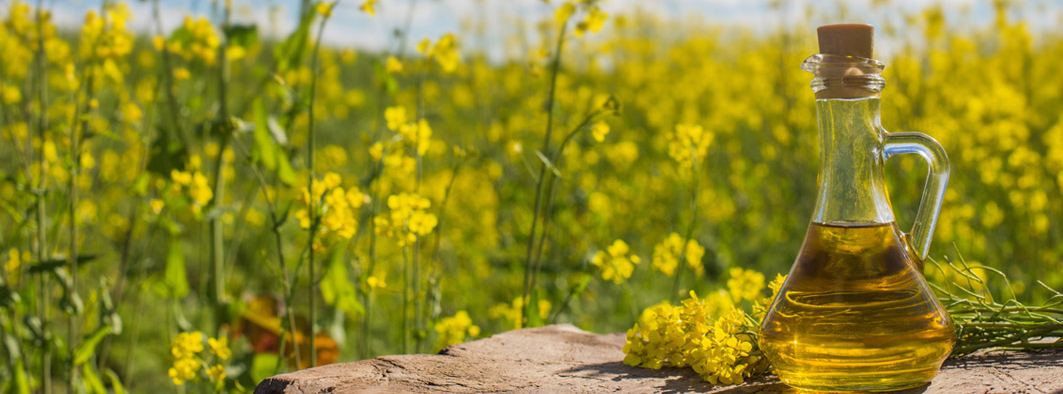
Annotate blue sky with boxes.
[39,0,1063,60]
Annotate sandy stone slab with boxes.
[254,324,1063,393]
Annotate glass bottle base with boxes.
[777,367,938,392]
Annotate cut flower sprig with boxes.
[623,269,783,384]
[928,248,1063,356]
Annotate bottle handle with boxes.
[883,131,950,261]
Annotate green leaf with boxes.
[273,12,314,73]
[276,150,297,186]
[13,359,30,394]
[104,368,126,394]
[253,99,297,186]
[74,325,112,366]
[572,274,592,298]
[253,98,277,170]
[29,254,99,274]
[224,24,259,48]
[156,239,189,299]
[535,150,563,178]
[168,25,193,46]
[321,245,364,318]
[81,363,106,394]
[27,259,64,275]
[251,352,280,383]
[130,172,150,196]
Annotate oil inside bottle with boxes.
[759,222,955,392]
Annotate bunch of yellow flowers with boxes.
[651,232,705,277]
[80,2,133,60]
[170,168,214,208]
[623,269,785,384]
[385,106,433,155]
[433,310,481,351]
[417,33,460,73]
[168,331,230,387]
[667,123,714,170]
[157,16,220,65]
[374,192,438,246]
[590,239,641,284]
[296,172,366,240]
[489,297,552,330]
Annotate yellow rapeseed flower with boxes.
[296,173,365,240]
[1,85,21,104]
[574,6,608,37]
[554,2,575,25]
[651,233,705,277]
[433,310,480,351]
[667,123,714,170]
[5,248,29,287]
[385,106,407,131]
[189,172,214,206]
[386,56,403,74]
[624,288,768,385]
[590,239,641,284]
[590,121,610,142]
[367,273,387,289]
[360,0,378,16]
[168,357,200,386]
[206,364,225,381]
[315,1,334,18]
[170,331,204,359]
[376,192,437,245]
[398,118,432,155]
[173,67,191,80]
[726,267,765,302]
[419,34,460,72]
[488,297,551,330]
[208,336,231,360]
[150,199,165,214]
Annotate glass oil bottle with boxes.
[759,24,955,392]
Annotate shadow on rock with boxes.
[560,361,790,394]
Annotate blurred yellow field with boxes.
[0,0,1060,392]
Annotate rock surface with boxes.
[255,324,1063,393]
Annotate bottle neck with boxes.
[802,54,885,99]
[811,98,895,225]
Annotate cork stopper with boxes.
[817,24,874,58]
[811,24,881,99]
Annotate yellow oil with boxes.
[759,222,955,392]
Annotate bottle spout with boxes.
[804,24,885,99]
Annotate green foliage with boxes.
[74,326,112,366]
[252,98,297,185]
[321,244,364,318]
[155,239,189,299]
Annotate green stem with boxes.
[230,137,302,370]
[33,0,52,390]
[208,0,233,337]
[402,240,409,354]
[521,20,568,329]
[67,59,96,394]
[671,149,702,303]
[412,65,426,353]
[531,112,599,299]
[954,324,1063,355]
[306,5,335,367]
[152,0,189,148]
[361,150,389,359]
